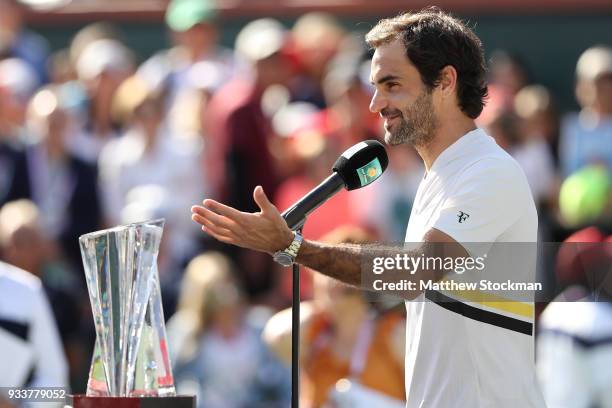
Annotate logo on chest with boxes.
[457,211,470,223]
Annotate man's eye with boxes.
[387,83,400,90]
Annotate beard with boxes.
[383,89,437,147]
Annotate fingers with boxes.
[253,185,275,214]
[191,201,245,246]
[202,199,244,220]
[191,212,233,236]
[191,205,237,231]
[192,212,237,245]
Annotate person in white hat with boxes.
[559,45,612,177]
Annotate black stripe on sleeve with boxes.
[425,290,533,336]
[0,318,29,340]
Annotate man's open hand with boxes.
[191,186,294,254]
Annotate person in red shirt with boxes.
[205,19,291,212]
[204,19,292,298]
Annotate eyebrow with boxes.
[370,75,401,85]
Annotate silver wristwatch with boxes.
[273,231,303,267]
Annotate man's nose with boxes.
[369,89,387,113]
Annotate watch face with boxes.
[274,252,293,267]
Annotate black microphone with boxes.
[281,139,389,230]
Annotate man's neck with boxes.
[416,115,477,171]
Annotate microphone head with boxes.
[332,140,389,190]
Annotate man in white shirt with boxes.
[0,261,68,401]
[191,7,545,407]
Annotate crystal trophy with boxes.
[79,219,175,398]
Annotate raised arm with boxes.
[191,186,466,295]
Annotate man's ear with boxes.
[438,65,458,97]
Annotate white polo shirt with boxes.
[0,262,68,390]
[404,128,545,408]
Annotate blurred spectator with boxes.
[515,84,561,159]
[486,107,559,217]
[487,85,558,205]
[559,45,612,177]
[0,58,39,143]
[163,0,239,96]
[270,101,320,178]
[288,12,346,109]
[263,227,406,408]
[275,130,356,241]
[558,165,612,228]
[0,199,84,391]
[70,37,134,163]
[478,50,529,127]
[141,0,240,138]
[47,48,77,86]
[8,86,102,268]
[0,139,27,206]
[68,22,122,69]
[485,109,521,151]
[0,58,39,206]
[165,60,223,143]
[537,227,612,408]
[206,18,290,208]
[99,74,203,265]
[167,252,290,408]
[490,50,530,97]
[0,0,50,83]
[319,58,380,149]
[555,226,611,292]
[512,85,560,207]
[204,18,291,298]
[0,260,68,395]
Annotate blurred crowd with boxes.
[0,0,611,406]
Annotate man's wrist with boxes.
[273,230,303,266]
[279,229,294,252]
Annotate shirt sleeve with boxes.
[432,157,530,245]
[29,285,68,389]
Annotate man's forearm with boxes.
[295,229,466,292]
[296,240,443,290]
[296,240,363,286]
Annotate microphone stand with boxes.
[291,225,303,408]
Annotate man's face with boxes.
[595,74,612,115]
[369,39,437,147]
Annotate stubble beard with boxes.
[384,89,437,148]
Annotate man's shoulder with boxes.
[449,132,536,218]
[0,262,42,296]
[442,129,524,179]
[459,143,527,186]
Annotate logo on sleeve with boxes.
[457,211,470,223]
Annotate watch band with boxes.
[285,231,303,258]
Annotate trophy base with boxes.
[67,395,195,408]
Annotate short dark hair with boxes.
[366,7,488,119]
